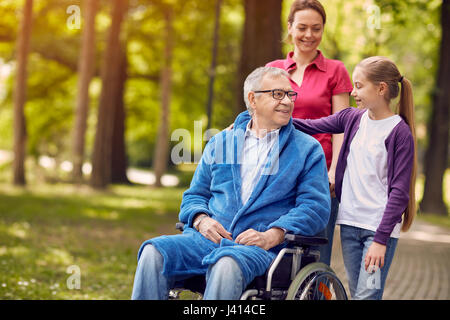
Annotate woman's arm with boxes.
[329,93,350,196]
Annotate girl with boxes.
[293,56,417,299]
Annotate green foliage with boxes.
[283,0,441,152]
[0,182,184,299]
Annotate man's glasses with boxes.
[253,89,298,102]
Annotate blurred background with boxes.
[0,0,448,299]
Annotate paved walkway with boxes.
[330,219,450,300]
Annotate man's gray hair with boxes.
[243,66,290,115]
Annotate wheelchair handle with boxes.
[176,222,185,231]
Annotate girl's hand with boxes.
[364,242,387,272]
[225,123,234,131]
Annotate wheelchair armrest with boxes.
[175,222,185,232]
[284,234,328,247]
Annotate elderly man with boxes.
[131,66,330,300]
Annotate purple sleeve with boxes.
[292,107,352,135]
[374,129,415,245]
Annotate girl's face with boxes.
[288,9,324,54]
[351,67,385,109]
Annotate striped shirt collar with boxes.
[245,119,281,140]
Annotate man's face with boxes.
[249,75,294,130]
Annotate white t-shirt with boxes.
[337,110,403,238]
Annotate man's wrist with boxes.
[193,213,208,230]
[266,227,285,247]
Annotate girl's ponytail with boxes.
[398,77,417,232]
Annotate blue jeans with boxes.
[340,224,398,300]
[131,245,245,300]
[312,197,339,266]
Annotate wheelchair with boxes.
[169,222,348,300]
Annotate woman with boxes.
[265,0,353,265]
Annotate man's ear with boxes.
[248,91,256,106]
[247,91,257,115]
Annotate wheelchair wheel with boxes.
[286,262,347,300]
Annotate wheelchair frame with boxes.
[171,223,348,300]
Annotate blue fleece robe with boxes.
[137,111,331,287]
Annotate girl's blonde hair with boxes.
[356,56,417,232]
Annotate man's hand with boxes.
[235,228,285,251]
[197,216,232,244]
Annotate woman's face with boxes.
[288,9,324,55]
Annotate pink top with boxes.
[266,50,353,169]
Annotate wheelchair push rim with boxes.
[286,262,348,300]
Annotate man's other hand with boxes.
[235,228,285,250]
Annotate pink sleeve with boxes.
[265,60,285,68]
[330,62,353,96]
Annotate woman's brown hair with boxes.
[356,56,417,232]
[287,0,327,25]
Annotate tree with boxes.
[152,4,174,187]
[72,0,99,183]
[90,0,128,189]
[111,39,130,184]
[234,0,283,115]
[12,0,33,186]
[420,0,449,216]
[205,0,223,133]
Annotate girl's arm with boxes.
[292,107,352,135]
[373,131,415,245]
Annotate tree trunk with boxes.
[420,0,450,216]
[234,0,283,116]
[153,7,174,187]
[72,0,98,183]
[111,40,130,184]
[12,0,33,186]
[90,0,128,189]
[205,0,223,135]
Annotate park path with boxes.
[330,219,450,300]
[0,149,179,186]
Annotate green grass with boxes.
[0,182,184,300]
